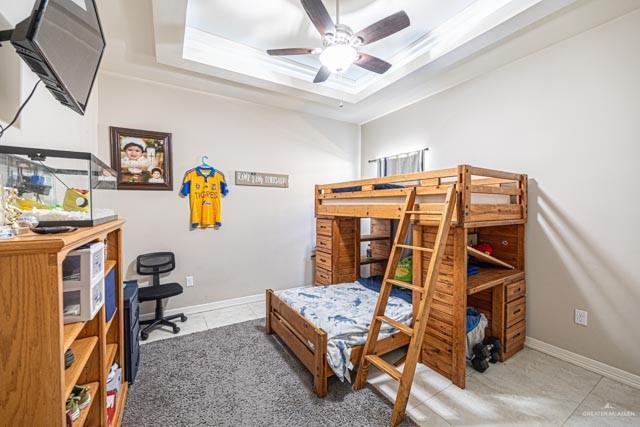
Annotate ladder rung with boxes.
[377,315,413,336]
[405,210,442,215]
[386,279,424,293]
[366,355,402,381]
[396,244,433,252]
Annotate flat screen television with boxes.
[8,0,105,115]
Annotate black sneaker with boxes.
[65,349,75,369]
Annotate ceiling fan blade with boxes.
[313,66,331,83]
[354,53,392,74]
[267,48,316,56]
[301,0,335,36]
[355,11,410,45]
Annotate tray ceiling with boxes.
[152,0,570,103]
[185,0,478,82]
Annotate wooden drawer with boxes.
[316,234,332,253]
[316,252,332,271]
[316,219,333,237]
[506,296,526,328]
[505,320,526,352]
[505,280,526,302]
[315,268,332,285]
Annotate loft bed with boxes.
[267,165,528,395]
[315,165,528,228]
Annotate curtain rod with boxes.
[367,148,428,163]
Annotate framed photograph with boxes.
[109,126,173,191]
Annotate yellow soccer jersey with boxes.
[180,167,228,228]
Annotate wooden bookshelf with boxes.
[0,220,128,426]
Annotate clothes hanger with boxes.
[200,155,212,169]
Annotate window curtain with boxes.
[376,149,425,177]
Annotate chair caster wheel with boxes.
[173,326,180,334]
[141,332,149,341]
[180,315,187,322]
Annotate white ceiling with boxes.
[185,0,477,81]
[94,0,640,123]
[156,0,568,103]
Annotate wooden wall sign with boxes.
[235,171,289,188]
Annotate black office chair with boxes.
[137,252,187,340]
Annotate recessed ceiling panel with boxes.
[186,0,478,80]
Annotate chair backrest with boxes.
[136,252,175,286]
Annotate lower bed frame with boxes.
[266,289,410,397]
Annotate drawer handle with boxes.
[513,308,522,315]
[513,332,521,338]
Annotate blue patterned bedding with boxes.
[275,282,412,381]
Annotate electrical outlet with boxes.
[186,275,194,287]
[575,309,588,326]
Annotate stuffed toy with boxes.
[472,242,494,256]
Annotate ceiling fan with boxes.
[267,0,410,83]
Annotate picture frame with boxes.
[109,126,173,191]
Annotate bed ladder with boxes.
[353,186,457,426]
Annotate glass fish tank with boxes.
[0,145,117,227]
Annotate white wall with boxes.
[98,73,359,309]
[361,9,640,376]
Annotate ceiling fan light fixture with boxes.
[319,44,358,73]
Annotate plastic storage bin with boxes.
[63,274,105,324]
[63,242,105,286]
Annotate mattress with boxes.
[331,183,404,193]
[275,281,412,381]
[322,193,510,205]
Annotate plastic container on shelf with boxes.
[63,242,105,286]
[62,242,105,324]
[63,273,104,324]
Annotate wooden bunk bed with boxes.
[267,164,528,395]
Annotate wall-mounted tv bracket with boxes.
[0,29,14,46]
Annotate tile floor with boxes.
[141,301,640,426]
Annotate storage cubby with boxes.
[0,221,128,426]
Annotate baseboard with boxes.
[525,336,640,389]
[140,292,265,322]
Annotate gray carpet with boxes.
[123,318,417,426]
